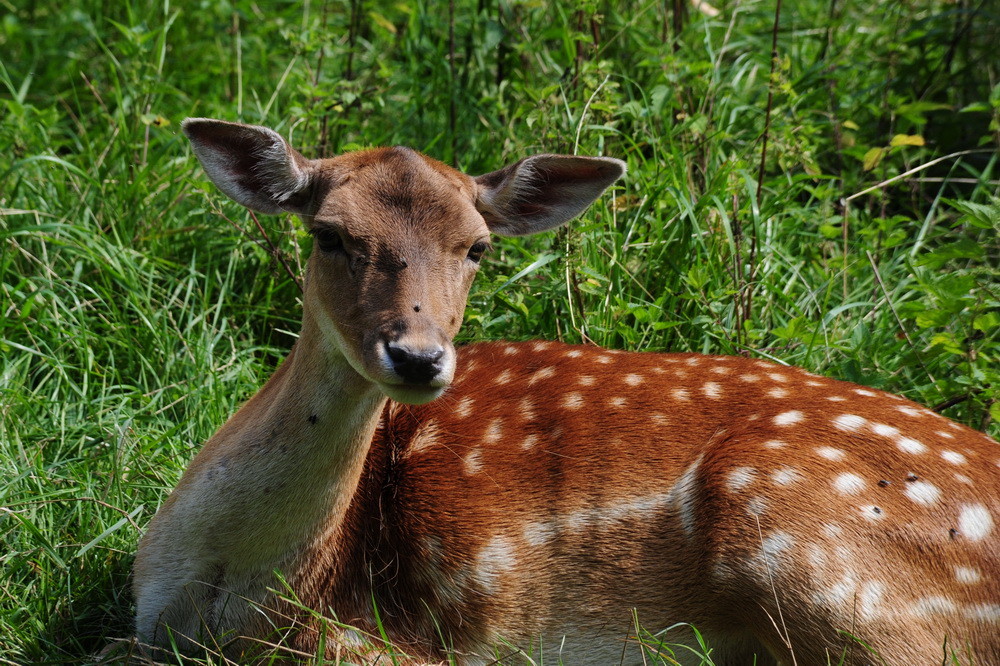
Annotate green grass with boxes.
[1,0,998,663]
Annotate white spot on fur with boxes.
[624,373,644,386]
[822,523,843,539]
[608,396,627,408]
[905,481,941,506]
[566,349,582,358]
[833,473,866,495]
[495,369,512,385]
[407,420,440,456]
[726,467,756,492]
[484,418,503,443]
[855,388,878,397]
[896,437,928,455]
[806,380,824,387]
[817,446,846,461]
[941,450,967,465]
[455,396,474,419]
[519,397,536,421]
[826,396,846,402]
[827,574,857,604]
[672,388,690,401]
[747,496,767,517]
[955,473,973,485]
[741,374,761,382]
[771,467,803,486]
[596,355,614,364]
[896,405,923,417]
[859,581,885,620]
[474,535,516,594]
[562,392,584,410]
[763,440,786,449]
[768,373,788,383]
[464,449,482,475]
[520,434,539,450]
[860,505,885,521]
[669,456,703,538]
[711,366,731,375]
[702,382,722,399]
[872,423,900,438]
[913,596,957,617]
[955,566,982,585]
[578,375,596,386]
[523,521,557,546]
[767,387,788,398]
[650,412,668,426]
[833,414,866,432]
[958,504,994,541]
[937,430,955,439]
[503,345,518,355]
[754,531,794,572]
[774,410,804,426]
[686,357,701,366]
[965,604,1000,622]
[806,545,827,569]
[528,366,556,384]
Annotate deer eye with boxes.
[466,241,489,263]
[312,228,345,254]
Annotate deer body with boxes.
[134,120,1000,665]
[313,342,999,665]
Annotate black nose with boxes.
[385,341,445,384]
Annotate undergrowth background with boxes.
[1,0,999,663]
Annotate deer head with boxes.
[182,119,625,404]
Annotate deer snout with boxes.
[371,322,456,404]
[385,340,446,384]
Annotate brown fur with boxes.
[284,343,1000,664]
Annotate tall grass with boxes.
[1,0,998,663]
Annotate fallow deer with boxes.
[134,118,1000,665]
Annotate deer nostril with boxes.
[385,341,445,384]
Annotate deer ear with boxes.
[474,154,625,236]
[182,118,317,215]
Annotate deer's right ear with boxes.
[182,118,316,215]
[474,154,625,236]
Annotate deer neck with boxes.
[248,309,386,557]
[165,306,388,574]
[133,302,389,646]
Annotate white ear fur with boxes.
[182,118,315,215]
[474,154,625,236]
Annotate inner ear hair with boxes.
[183,118,316,216]
[475,154,626,236]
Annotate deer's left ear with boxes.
[183,118,318,216]
[474,154,625,236]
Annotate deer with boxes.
[133,118,1000,666]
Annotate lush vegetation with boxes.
[1,0,998,663]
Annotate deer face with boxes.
[302,148,488,403]
[182,119,625,404]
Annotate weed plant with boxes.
[1,0,998,663]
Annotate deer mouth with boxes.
[378,381,449,405]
